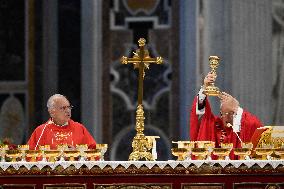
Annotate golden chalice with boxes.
[241,142,253,149]
[203,56,221,96]
[183,141,195,160]
[234,148,251,160]
[172,141,195,160]
[6,150,21,162]
[84,149,101,161]
[255,148,273,160]
[171,148,188,161]
[76,144,88,161]
[57,144,69,161]
[191,148,208,160]
[26,150,41,162]
[44,150,61,162]
[204,142,215,160]
[57,144,69,151]
[38,145,50,162]
[213,148,231,160]
[96,144,108,161]
[18,145,29,162]
[64,150,80,161]
[0,144,9,162]
[274,148,284,160]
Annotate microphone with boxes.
[35,120,53,150]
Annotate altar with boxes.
[0,160,284,189]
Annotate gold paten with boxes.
[120,38,163,161]
[203,56,221,96]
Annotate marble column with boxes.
[42,0,58,116]
[179,0,198,140]
[81,0,103,142]
[203,0,272,124]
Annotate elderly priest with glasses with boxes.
[27,94,96,150]
[189,72,263,159]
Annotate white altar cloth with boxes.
[0,160,283,171]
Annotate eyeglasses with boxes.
[56,105,73,111]
[220,111,235,118]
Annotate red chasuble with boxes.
[27,119,96,150]
[190,97,263,159]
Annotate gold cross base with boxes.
[128,135,154,161]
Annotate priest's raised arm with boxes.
[189,72,263,159]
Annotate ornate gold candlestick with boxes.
[121,38,163,161]
[203,56,221,96]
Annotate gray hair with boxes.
[47,94,67,110]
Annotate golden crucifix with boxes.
[120,38,163,161]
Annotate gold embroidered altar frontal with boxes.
[0,161,284,189]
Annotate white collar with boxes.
[50,119,68,127]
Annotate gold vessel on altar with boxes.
[85,149,101,161]
[172,141,195,160]
[57,144,69,151]
[191,148,208,160]
[274,148,284,160]
[171,148,188,161]
[18,145,29,162]
[255,148,274,160]
[0,144,8,162]
[234,148,251,160]
[96,144,108,161]
[44,150,61,162]
[26,150,41,162]
[213,148,231,160]
[64,150,80,161]
[6,150,21,162]
[76,144,88,161]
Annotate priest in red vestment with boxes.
[27,94,96,150]
[190,72,263,159]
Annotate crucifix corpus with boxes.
[120,38,163,161]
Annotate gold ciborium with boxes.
[234,148,251,160]
[96,144,108,161]
[6,150,21,162]
[84,149,101,161]
[191,148,208,160]
[255,148,273,160]
[171,148,188,161]
[76,144,88,161]
[274,149,284,160]
[18,145,29,162]
[44,150,61,162]
[203,56,221,96]
[26,150,41,162]
[64,150,80,161]
[0,144,9,162]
